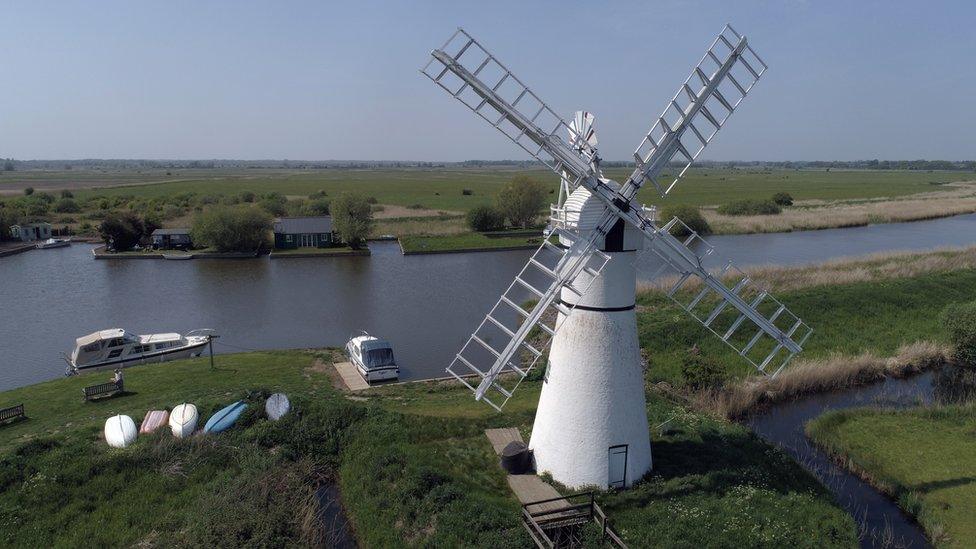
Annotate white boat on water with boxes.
[36,237,70,249]
[64,328,214,375]
[345,332,399,383]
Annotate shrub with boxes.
[366,196,378,205]
[461,189,473,196]
[940,301,976,367]
[331,192,373,249]
[239,191,256,203]
[771,192,793,206]
[53,198,80,213]
[681,346,727,388]
[717,199,782,216]
[659,204,711,236]
[99,212,146,251]
[407,203,426,210]
[496,175,547,228]
[305,198,331,216]
[161,205,183,220]
[191,206,272,252]
[60,190,73,198]
[257,194,287,217]
[308,190,328,199]
[23,187,33,196]
[466,205,506,232]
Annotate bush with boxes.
[771,192,793,206]
[191,206,271,252]
[659,204,711,236]
[257,193,287,217]
[53,198,80,213]
[239,191,256,203]
[461,189,473,196]
[99,212,146,251]
[407,203,426,210]
[496,175,547,228]
[466,205,506,232]
[305,198,331,216]
[366,196,378,204]
[60,190,73,198]
[331,193,373,249]
[23,187,33,196]
[308,190,327,199]
[940,301,976,367]
[717,199,782,216]
[681,346,727,388]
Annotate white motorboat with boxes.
[345,332,399,383]
[64,328,214,375]
[36,237,70,249]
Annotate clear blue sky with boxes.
[2,1,973,161]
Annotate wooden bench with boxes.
[83,379,124,401]
[0,404,25,425]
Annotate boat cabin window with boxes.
[363,348,395,368]
[107,349,124,359]
[82,343,100,353]
[107,338,124,348]
[129,345,150,354]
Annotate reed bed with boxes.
[704,182,976,235]
[672,341,949,419]
[639,245,976,296]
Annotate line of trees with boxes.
[466,175,549,232]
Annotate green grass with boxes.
[399,231,541,253]
[807,404,976,547]
[638,268,976,385]
[14,167,971,210]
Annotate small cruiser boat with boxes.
[37,237,70,249]
[345,332,399,383]
[64,328,214,375]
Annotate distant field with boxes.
[2,167,973,209]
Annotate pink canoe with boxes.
[140,410,170,434]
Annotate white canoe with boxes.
[104,415,137,448]
[265,393,290,421]
[169,403,198,438]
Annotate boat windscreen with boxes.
[364,348,395,368]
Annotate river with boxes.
[3,213,976,392]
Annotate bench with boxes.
[0,404,25,425]
[83,379,124,401]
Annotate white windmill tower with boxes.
[422,25,812,490]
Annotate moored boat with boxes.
[139,410,170,434]
[36,237,70,249]
[64,328,215,375]
[265,393,290,420]
[345,332,399,383]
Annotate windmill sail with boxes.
[423,25,809,411]
[627,24,768,197]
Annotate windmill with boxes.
[422,25,812,489]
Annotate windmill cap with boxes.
[562,178,620,232]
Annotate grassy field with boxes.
[807,404,976,547]
[4,166,972,207]
[0,347,858,547]
[399,231,541,253]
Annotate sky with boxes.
[1,1,974,162]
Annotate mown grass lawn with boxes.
[807,404,976,547]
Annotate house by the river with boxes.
[273,216,337,249]
[151,228,192,250]
[9,222,52,242]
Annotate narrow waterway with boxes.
[3,213,976,392]
[747,365,976,548]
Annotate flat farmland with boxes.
[2,167,972,210]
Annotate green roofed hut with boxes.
[273,216,337,249]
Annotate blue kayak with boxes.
[203,401,247,433]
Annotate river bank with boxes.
[0,349,858,547]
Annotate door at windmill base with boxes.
[608,444,628,488]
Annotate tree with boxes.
[941,301,976,367]
[257,192,287,216]
[191,206,271,252]
[331,192,373,249]
[99,212,146,251]
[771,192,793,206]
[60,189,74,198]
[496,175,547,228]
[3,159,14,172]
[305,198,331,215]
[53,198,80,213]
[660,204,711,236]
[23,187,34,196]
[466,205,505,232]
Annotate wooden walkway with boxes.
[484,428,566,511]
[333,362,369,391]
